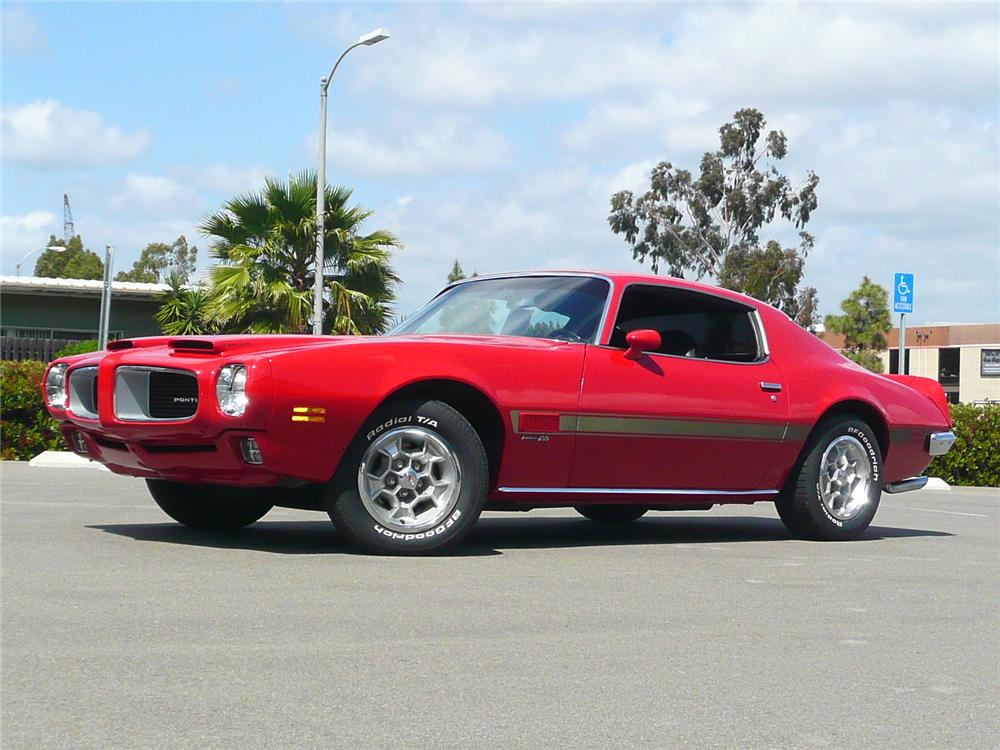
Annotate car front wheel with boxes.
[327,399,488,555]
[775,416,882,540]
[146,480,273,530]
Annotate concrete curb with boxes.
[922,477,951,492]
[27,451,110,472]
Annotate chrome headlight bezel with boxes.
[45,364,68,408]
[216,364,249,417]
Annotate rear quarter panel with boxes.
[764,310,951,485]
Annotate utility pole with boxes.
[313,28,390,335]
[98,245,114,349]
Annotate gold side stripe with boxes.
[291,415,326,423]
[292,406,327,414]
[513,410,798,442]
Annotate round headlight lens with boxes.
[216,364,249,417]
[45,364,68,408]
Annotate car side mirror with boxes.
[624,329,660,360]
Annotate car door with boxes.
[568,283,788,491]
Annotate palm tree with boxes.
[200,171,401,335]
[155,270,215,335]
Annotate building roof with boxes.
[820,322,1000,350]
[0,275,169,300]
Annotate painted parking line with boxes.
[879,504,988,518]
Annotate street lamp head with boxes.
[358,28,390,46]
[46,246,65,252]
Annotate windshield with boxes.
[390,275,610,343]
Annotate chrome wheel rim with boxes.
[358,427,462,533]
[819,435,873,521]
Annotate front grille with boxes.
[68,367,99,419]
[148,371,199,418]
[115,367,199,421]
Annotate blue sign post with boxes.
[893,273,914,374]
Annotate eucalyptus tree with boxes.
[609,108,820,327]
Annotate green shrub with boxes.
[55,340,99,358]
[928,403,1000,487]
[0,361,65,461]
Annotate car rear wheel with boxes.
[327,400,488,554]
[575,505,648,523]
[146,480,273,530]
[775,416,882,540]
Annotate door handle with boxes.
[760,382,783,393]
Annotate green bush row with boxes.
[927,403,1000,487]
[1,361,65,461]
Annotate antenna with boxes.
[63,194,75,242]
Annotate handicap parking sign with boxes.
[893,273,914,314]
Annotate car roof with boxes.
[447,269,774,311]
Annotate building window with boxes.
[939,348,960,386]
[983,349,1000,377]
[889,349,911,374]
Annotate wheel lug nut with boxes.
[412,461,421,471]
[385,475,397,488]
[393,460,405,470]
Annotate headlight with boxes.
[216,364,248,417]
[45,364,68,408]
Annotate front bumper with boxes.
[928,431,957,456]
[60,424,285,486]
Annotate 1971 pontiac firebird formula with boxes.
[43,272,956,554]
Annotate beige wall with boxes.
[960,347,1000,403]
[877,347,938,380]
[908,347,939,380]
[877,345,1000,404]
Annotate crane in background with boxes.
[63,194,75,242]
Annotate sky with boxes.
[2,1,998,325]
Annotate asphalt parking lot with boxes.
[2,462,997,749]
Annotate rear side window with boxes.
[610,284,763,363]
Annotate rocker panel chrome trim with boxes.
[496,486,779,496]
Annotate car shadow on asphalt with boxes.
[87,514,951,556]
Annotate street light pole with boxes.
[313,27,390,335]
[98,245,114,350]
[15,246,64,276]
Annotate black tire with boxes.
[574,505,648,523]
[146,480,273,530]
[327,399,488,555]
[775,417,882,540]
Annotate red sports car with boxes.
[43,271,955,553]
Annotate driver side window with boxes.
[611,285,763,363]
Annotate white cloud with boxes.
[348,3,996,113]
[108,174,200,220]
[322,117,509,176]
[1,210,59,271]
[1,100,151,168]
[176,163,273,195]
[1,6,45,56]
[566,95,711,152]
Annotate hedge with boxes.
[55,340,99,358]
[927,403,1000,487]
[1,360,998,485]
[1,361,65,461]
